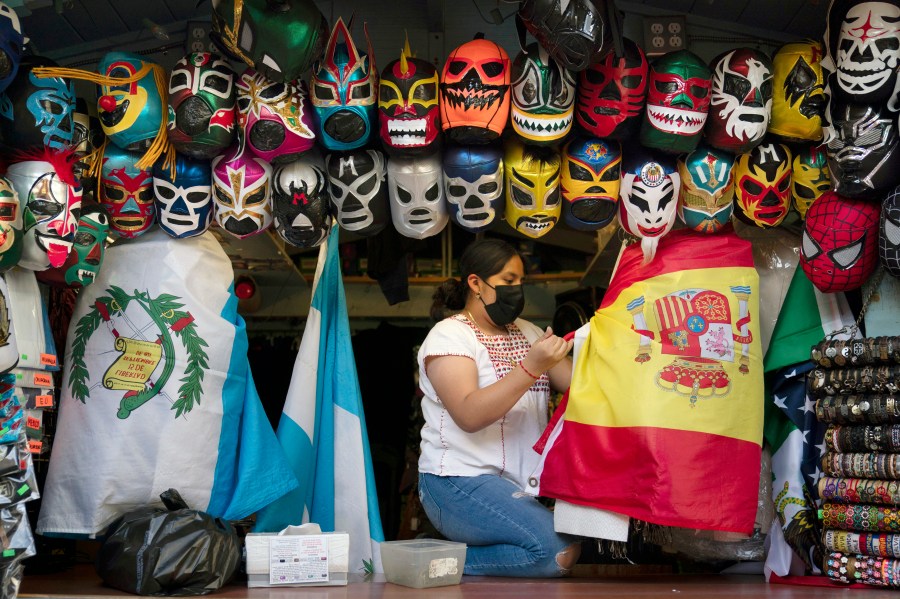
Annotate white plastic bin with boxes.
[380,539,467,588]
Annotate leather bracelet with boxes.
[518,361,540,380]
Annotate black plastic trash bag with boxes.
[96,489,240,596]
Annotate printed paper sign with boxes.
[269,535,329,585]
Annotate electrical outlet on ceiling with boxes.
[642,15,688,56]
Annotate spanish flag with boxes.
[533,227,763,534]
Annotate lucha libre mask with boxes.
[510,44,575,146]
[517,0,614,72]
[792,144,832,218]
[800,191,879,292]
[378,46,440,154]
[97,52,164,151]
[0,176,22,272]
[504,140,561,238]
[311,18,377,152]
[770,40,827,142]
[561,136,621,231]
[440,37,510,145]
[72,98,103,159]
[167,52,237,161]
[0,56,75,152]
[325,149,388,237]
[237,69,315,164]
[640,50,712,155]
[442,144,504,233]
[733,142,793,228]
[36,203,110,289]
[152,155,212,239]
[618,150,681,264]
[7,154,81,271]
[828,0,900,103]
[825,99,900,200]
[677,145,735,234]
[212,144,273,239]
[387,154,448,239]
[576,37,647,141]
[210,0,327,83]
[706,48,774,154]
[0,2,24,96]
[880,184,900,277]
[272,152,332,248]
[100,144,155,238]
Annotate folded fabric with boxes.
[817,396,900,425]
[825,552,900,587]
[824,530,900,559]
[826,425,900,454]
[822,453,900,480]
[821,503,900,533]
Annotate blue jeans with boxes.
[418,473,579,577]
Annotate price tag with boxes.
[26,416,40,430]
[33,373,52,387]
[27,440,42,454]
[40,354,57,367]
[35,395,53,408]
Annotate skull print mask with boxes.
[706,48,774,154]
[0,2,24,96]
[640,50,712,155]
[830,0,900,103]
[576,37,648,141]
[0,176,22,272]
[792,144,832,218]
[618,150,681,264]
[325,149,388,237]
[879,184,900,277]
[517,0,615,72]
[503,139,560,238]
[272,152,331,248]
[677,144,735,234]
[167,52,237,161]
[825,98,900,200]
[237,69,315,164]
[733,142,793,228]
[770,40,827,142]
[510,43,575,146]
[0,56,75,152]
[561,136,621,231]
[311,18,377,152]
[800,190,879,292]
[387,154,448,239]
[153,154,212,239]
[440,37,510,145]
[442,144,504,233]
[212,144,273,239]
[8,152,82,271]
[100,145,155,238]
[378,44,440,154]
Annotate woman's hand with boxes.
[521,327,573,376]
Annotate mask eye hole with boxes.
[742,180,764,196]
[243,186,267,207]
[482,61,504,78]
[425,183,440,202]
[600,164,620,182]
[155,183,176,200]
[214,184,233,206]
[314,84,336,101]
[621,75,642,89]
[448,61,467,76]
[691,85,709,99]
[396,186,412,204]
[544,187,560,207]
[170,72,189,91]
[655,80,679,94]
[830,236,865,269]
[511,185,533,208]
[351,82,372,100]
[448,185,466,197]
[568,162,593,181]
[478,182,498,194]
[74,231,93,245]
[186,191,209,204]
[801,230,822,260]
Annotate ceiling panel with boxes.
[785,3,828,40]
[688,0,751,21]
[642,0,698,13]
[24,7,82,51]
[163,0,206,22]
[737,0,805,32]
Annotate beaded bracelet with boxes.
[518,361,540,380]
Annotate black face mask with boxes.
[480,281,525,326]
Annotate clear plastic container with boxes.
[380,540,467,588]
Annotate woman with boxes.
[417,238,580,577]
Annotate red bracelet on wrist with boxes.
[518,361,540,380]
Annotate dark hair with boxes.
[429,238,519,321]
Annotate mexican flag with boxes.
[531,228,763,534]
[763,267,854,579]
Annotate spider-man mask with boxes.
[825,98,900,200]
[378,47,440,155]
[792,144,832,219]
[561,136,621,231]
[880,184,900,278]
[640,50,712,155]
[100,145,154,238]
[733,142,792,228]
[576,37,647,141]
[706,48,774,154]
[677,144,735,234]
[800,191,879,293]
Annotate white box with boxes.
[245,528,350,588]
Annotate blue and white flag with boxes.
[255,225,384,573]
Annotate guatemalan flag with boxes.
[255,225,385,573]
